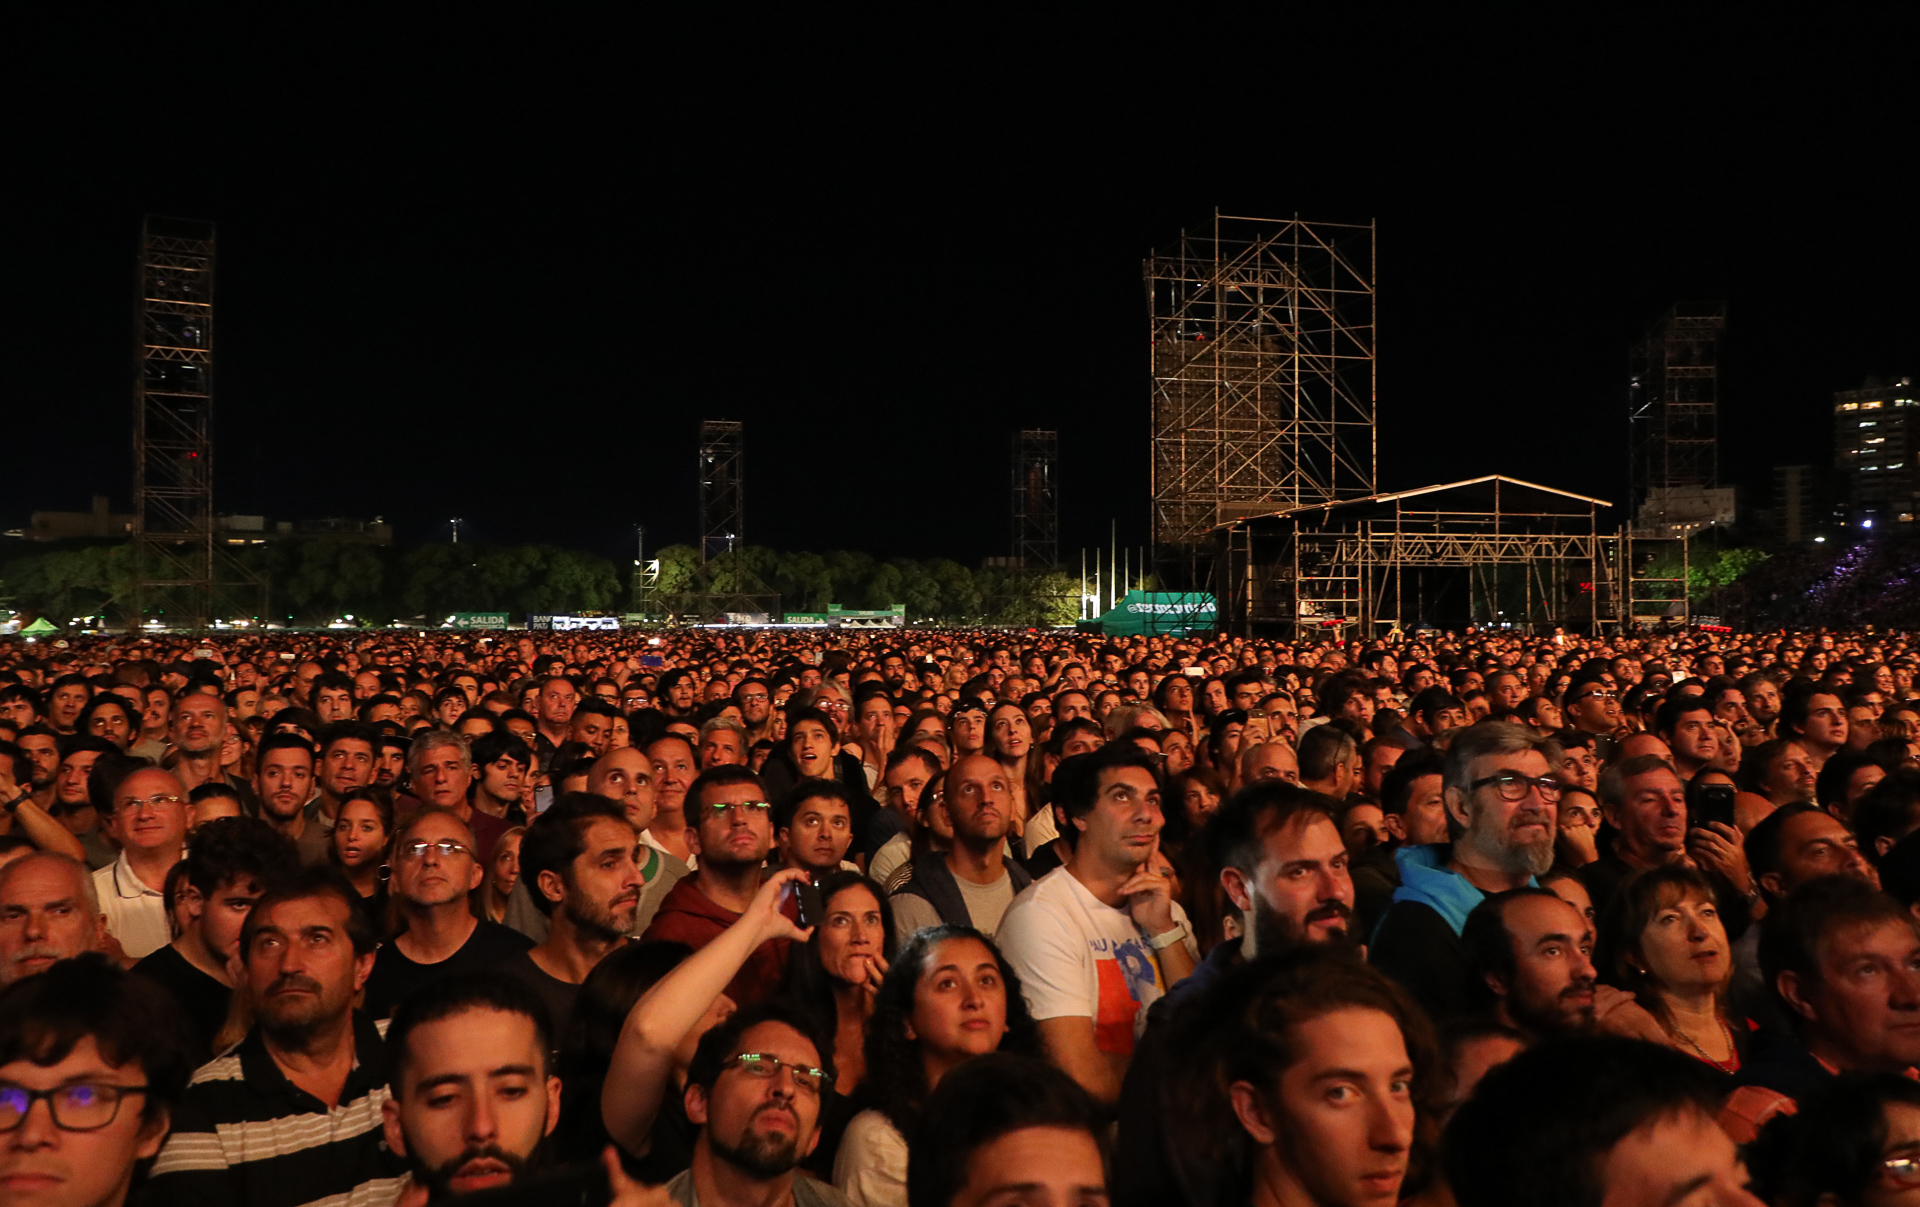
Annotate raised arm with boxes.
[601,867,812,1156]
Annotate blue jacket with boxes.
[1390,843,1492,935]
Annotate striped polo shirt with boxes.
[147,1012,408,1207]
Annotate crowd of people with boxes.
[0,622,1918,1205]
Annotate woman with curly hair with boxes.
[832,923,1042,1207]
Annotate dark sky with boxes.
[9,16,1917,568]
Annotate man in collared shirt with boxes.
[93,766,188,960]
[148,867,407,1207]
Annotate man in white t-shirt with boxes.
[997,743,1198,1104]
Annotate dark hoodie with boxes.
[639,877,792,1007]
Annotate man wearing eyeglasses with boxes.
[1371,722,1562,1023]
[642,767,794,1008]
[92,767,188,960]
[1562,673,1624,761]
[673,1003,851,1207]
[361,808,533,1021]
[0,955,195,1207]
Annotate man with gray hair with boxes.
[698,715,748,769]
[407,730,509,861]
[1369,721,1563,1023]
[0,851,107,985]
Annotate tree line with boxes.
[0,539,1081,627]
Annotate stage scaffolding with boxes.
[1011,430,1059,568]
[1214,476,1615,639]
[1147,213,1376,592]
[1624,303,1728,628]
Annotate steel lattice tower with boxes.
[1628,302,1726,525]
[698,420,745,562]
[132,217,217,630]
[1148,213,1376,585]
[1011,430,1059,568]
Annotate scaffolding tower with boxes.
[698,420,745,562]
[1622,303,1728,628]
[131,217,217,630]
[1011,429,1059,568]
[1148,213,1376,591]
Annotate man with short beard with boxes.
[672,1004,851,1207]
[253,731,327,864]
[382,975,568,1201]
[502,793,646,1037]
[890,754,1033,942]
[1461,888,1600,1039]
[361,809,532,1020]
[1113,782,1354,1207]
[149,867,409,1206]
[169,690,239,795]
[1370,722,1561,1023]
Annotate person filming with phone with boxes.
[1578,754,1756,935]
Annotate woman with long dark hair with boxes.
[779,871,895,1095]
[833,923,1042,1207]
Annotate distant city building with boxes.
[24,496,136,541]
[1753,465,1836,546]
[1835,375,1919,526]
[16,499,391,546]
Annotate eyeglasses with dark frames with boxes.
[0,1082,149,1132]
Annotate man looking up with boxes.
[149,868,409,1207]
[642,766,792,1007]
[998,744,1198,1104]
[1461,887,1599,1039]
[1784,687,1849,773]
[1238,737,1300,787]
[503,793,646,1036]
[169,690,237,796]
[94,766,189,960]
[252,732,322,863]
[1370,721,1560,1023]
[0,853,106,986]
[134,816,296,1060]
[773,778,857,879]
[361,808,533,1020]
[890,755,1032,943]
[380,975,564,1201]
[698,717,748,770]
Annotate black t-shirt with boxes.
[363,919,535,1020]
[134,943,232,1062]
[500,949,584,1043]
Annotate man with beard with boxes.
[998,744,1198,1104]
[671,1003,851,1207]
[1461,888,1600,1039]
[309,721,379,850]
[643,767,793,1007]
[889,754,1033,943]
[1371,722,1561,1023]
[381,975,565,1201]
[169,690,239,796]
[1113,781,1354,1207]
[502,794,646,1037]
[149,867,409,1207]
[254,731,329,864]
[733,678,776,746]
[361,809,533,1020]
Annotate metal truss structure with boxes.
[1215,476,1614,638]
[1148,213,1376,590]
[131,217,217,630]
[698,420,744,562]
[1624,303,1727,627]
[1011,429,1059,568]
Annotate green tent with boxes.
[1078,591,1216,636]
[20,618,59,635]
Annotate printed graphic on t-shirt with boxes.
[1091,936,1161,1054]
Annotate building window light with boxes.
[1865,401,1884,409]
[1868,437,1886,444]
[1861,421,1878,428]
[1842,402,1860,411]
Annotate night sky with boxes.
[9,17,1917,568]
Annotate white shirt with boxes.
[93,851,171,959]
[869,832,911,887]
[834,1109,909,1207]
[995,866,1196,1058]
